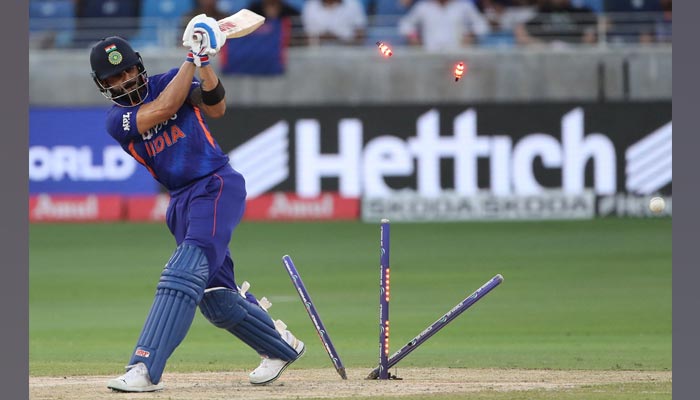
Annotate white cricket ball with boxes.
[649,197,666,213]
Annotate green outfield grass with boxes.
[30,219,671,381]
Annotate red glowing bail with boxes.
[376,41,393,57]
[454,61,466,82]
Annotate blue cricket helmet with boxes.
[90,36,149,106]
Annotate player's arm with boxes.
[136,61,197,134]
[182,14,228,118]
[194,64,226,118]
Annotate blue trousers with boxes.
[166,164,246,290]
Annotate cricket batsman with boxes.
[89,14,305,392]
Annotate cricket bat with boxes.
[217,9,266,38]
[192,9,265,42]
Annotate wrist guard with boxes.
[186,51,210,67]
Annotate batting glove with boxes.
[182,14,207,48]
[191,16,227,56]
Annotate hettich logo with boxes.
[228,108,671,199]
[625,122,672,195]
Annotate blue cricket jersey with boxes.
[105,68,231,191]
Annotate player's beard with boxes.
[123,81,143,106]
[112,74,148,107]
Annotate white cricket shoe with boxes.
[107,362,164,392]
[249,320,305,385]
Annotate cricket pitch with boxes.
[29,367,671,399]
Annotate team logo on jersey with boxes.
[143,125,187,158]
[108,51,123,65]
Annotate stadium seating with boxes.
[572,0,604,13]
[373,0,410,16]
[479,31,516,48]
[131,0,195,48]
[72,0,142,48]
[218,0,251,13]
[29,0,76,48]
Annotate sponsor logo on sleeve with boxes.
[122,111,132,132]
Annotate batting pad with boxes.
[199,288,299,361]
[128,244,209,384]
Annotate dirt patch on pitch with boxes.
[30,368,671,400]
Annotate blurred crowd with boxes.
[31,0,672,49]
[30,0,671,74]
